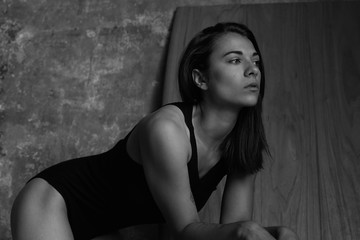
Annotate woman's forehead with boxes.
[212,32,257,56]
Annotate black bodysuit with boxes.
[30,102,227,240]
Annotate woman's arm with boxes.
[220,171,256,224]
[220,171,298,240]
[137,109,276,240]
[139,113,198,233]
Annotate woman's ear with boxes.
[192,69,208,90]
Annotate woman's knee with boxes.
[11,178,73,240]
[12,179,53,221]
[11,179,49,239]
[11,179,41,236]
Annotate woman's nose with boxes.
[244,62,260,77]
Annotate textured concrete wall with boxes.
[0,0,321,239]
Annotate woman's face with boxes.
[202,32,261,109]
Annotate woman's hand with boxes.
[277,227,299,240]
[235,221,276,240]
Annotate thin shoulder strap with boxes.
[167,102,193,131]
[167,102,200,189]
[166,102,227,211]
[166,102,196,150]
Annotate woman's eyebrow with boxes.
[223,50,259,57]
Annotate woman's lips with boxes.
[244,83,259,91]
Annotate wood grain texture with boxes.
[163,2,360,239]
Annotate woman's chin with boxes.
[239,96,259,107]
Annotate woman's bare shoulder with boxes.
[127,104,190,164]
[139,104,188,135]
[128,104,191,163]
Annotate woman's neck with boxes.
[193,102,240,148]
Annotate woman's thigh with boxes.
[11,178,74,240]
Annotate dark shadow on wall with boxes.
[148,10,177,111]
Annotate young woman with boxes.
[11,22,298,240]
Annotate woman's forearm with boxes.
[177,221,239,240]
[264,226,299,240]
[177,221,278,240]
[264,226,281,238]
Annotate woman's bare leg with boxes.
[11,178,74,240]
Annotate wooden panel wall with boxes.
[163,2,360,239]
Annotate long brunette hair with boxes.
[178,22,269,175]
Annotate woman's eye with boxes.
[229,58,241,64]
[253,60,260,66]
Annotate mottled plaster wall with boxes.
[0,0,321,239]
